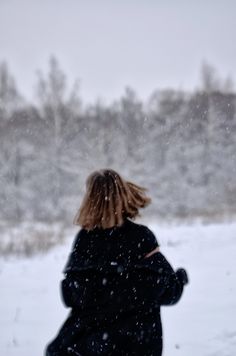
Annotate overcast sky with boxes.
[0,0,235,103]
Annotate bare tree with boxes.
[0,61,22,118]
[200,61,220,93]
[200,61,234,94]
[35,56,81,211]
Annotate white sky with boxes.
[0,0,235,103]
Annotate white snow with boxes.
[0,222,236,356]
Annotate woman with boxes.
[45,169,188,356]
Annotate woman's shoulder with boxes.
[125,220,159,252]
[126,219,155,234]
[70,228,89,250]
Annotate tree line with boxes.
[0,57,235,223]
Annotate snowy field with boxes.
[0,221,236,356]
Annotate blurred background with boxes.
[1,2,236,356]
[1,0,236,227]
[1,0,236,254]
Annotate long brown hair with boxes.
[74,169,151,230]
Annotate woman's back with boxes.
[45,170,188,356]
[63,220,160,315]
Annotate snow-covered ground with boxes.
[0,222,236,356]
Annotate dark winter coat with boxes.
[45,219,188,356]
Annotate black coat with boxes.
[45,219,188,356]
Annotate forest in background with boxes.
[0,57,236,224]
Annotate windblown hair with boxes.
[74,169,151,230]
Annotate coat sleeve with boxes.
[140,252,187,306]
[60,272,82,308]
[158,252,185,305]
[60,230,86,308]
[158,270,184,305]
